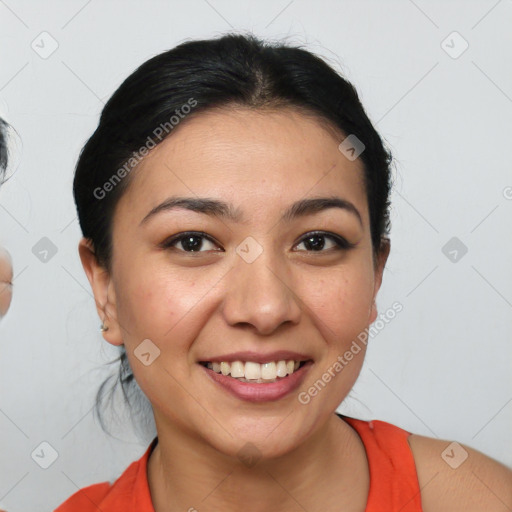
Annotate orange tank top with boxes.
[54,414,423,511]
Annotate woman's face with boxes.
[80,107,389,459]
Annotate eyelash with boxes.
[160,231,356,254]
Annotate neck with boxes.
[147,412,368,512]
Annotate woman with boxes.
[0,118,14,319]
[55,33,512,511]
[0,118,13,512]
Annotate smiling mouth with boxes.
[198,359,311,383]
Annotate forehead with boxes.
[117,107,368,226]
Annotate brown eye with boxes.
[294,231,355,252]
[161,232,221,253]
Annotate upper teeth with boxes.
[206,360,301,380]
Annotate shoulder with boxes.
[53,440,155,511]
[407,433,512,512]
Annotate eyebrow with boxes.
[139,195,363,227]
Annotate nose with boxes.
[221,248,301,335]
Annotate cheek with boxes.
[301,265,374,343]
[116,263,216,351]
[115,265,231,418]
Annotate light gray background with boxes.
[0,1,511,510]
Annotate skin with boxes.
[0,246,13,318]
[79,107,511,511]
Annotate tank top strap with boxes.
[337,413,423,512]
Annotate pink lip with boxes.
[198,350,312,364]
[198,360,313,402]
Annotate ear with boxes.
[368,238,391,324]
[78,237,124,346]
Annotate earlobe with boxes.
[77,237,124,346]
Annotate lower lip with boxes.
[198,361,313,403]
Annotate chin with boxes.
[204,413,306,460]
